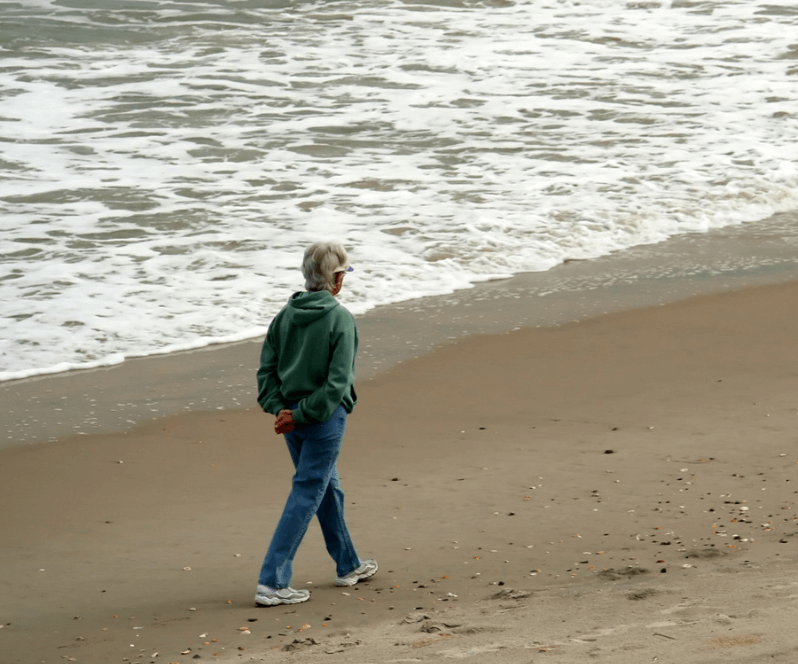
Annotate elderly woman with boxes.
[254,242,377,606]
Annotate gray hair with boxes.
[302,242,350,292]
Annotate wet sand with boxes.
[5,210,798,450]
[2,278,797,663]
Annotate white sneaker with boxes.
[335,559,378,587]
[255,585,311,606]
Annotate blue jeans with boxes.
[258,404,361,589]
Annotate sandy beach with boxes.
[3,3,798,661]
[2,277,798,664]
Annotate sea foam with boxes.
[1,0,797,380]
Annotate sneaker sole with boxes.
[335,563,378,587]
[255,594,310,606]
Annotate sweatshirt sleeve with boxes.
[293,312,356,425]
[256,323,287,415]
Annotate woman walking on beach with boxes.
[254,242,377,606]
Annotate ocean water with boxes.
[1,0,796,382]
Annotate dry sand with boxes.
[1,279,797,664]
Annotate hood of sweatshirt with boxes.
[286,290,339,327]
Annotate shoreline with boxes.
[2,276,798,662]
[4,209,798,450]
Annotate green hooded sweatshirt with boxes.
[256,290,358,426]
